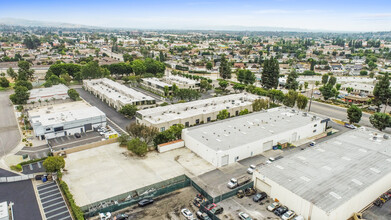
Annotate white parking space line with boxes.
[41,192,61,200]
[46,210,70,220]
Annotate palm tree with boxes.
[38,99,42,106]
[31,101,35,108]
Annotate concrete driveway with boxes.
[0,91,21,157]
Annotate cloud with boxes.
[357,13,391,19]
[253,9,329,14]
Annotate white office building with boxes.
[28,84,69,104]
[29,102,106,140]
[140,75,200,96]
[83,78,155,110]
[182,107,329,167]
[136,93,261,131]
[253,128,391,220]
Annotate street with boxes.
[309,100,376,128]
[0,91,21,157]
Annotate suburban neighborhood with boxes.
[1,1,391,220]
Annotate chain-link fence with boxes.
[213,181,254,203]
[81,175,190,218]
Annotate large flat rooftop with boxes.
[29,84,69,100]
[30,104,105,127]
[257,128,391,213]
[84,78,154,103]
[137,93,260,124]
[184,107,326,151]
[28,101,90,117]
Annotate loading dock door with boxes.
[84,123,92,131]
[221,155,229,166]
[256,178,272,195]
[263,141,273,152]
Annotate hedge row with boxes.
[59,180,85,220]
[19,157,47,166]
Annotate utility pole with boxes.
[308,84,314,112]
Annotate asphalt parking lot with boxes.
[76,88,132,132]
[218,195,279,220]
[37,181,72,220]
[16,144,50,160]
[22,161,45,174]
[0,169,42,220]
[48,131,102,151]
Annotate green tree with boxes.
[200,79,211,92]
[267,89,284,103]
[370,113,391,131]
[319,83,338,100]
[283,90,298,107]
[153,124,184,146]
[244,70,255,85]
[346,87,354,93]
[127,138,148,157]
[304,82,309,90]
[296,94,308,110]
[17,61,34,81]
[123,53,133,62]
[368,61,377,71]
[219,55,231,79]
[373,73,391,112]
[218,80,229,91]
[9,86,30,104]
[360,70,368,76]
[286,70,299,91]
[347,105,362,124]
[0,77,10,88]
[118,134,130,146]
[261,57,280,89]
[15,80,33,90]
[6,67,17,80]
[206,62,213,70]
[43,156,65,173]
[239,109,249,115]
[131,59,147,75]
[119,104,138,118]
[252,99,269,111]
[217,109,230,120]
[67,89,80,101]
[328,76,337,86]
[126,124,159,145]
[321,74,329,85]
[315,81,320,86]
[81,61,106,79]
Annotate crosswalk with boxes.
[37,182,72,220]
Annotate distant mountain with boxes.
[0,17,95,28]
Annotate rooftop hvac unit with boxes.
[383,135,389,139]
[373,136,377,140]
[292,109,296,113]
[303,112,308,117]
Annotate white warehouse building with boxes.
[136,93,261,131]
[83,78,156,110]
[29,102,106,140]
[253,128,391,220]
[182,107,329,167]
[28,84,69,104]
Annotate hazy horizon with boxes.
[1,0,391,32]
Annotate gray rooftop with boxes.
[184,107,325,151]
[257,128,391,213]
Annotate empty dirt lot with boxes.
[62,143,215,207]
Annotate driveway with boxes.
[0,91,21,157]
[75,88,132,132]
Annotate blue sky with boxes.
[1,0,391,31]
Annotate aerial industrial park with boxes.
[1,1,391,220]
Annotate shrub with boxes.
[127,138,148,156]
[59,180,84,220]
[10,164,22,172]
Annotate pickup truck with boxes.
[227,176,251,189]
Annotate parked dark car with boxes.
[138,198,154,207]
[274,206,289,216]
[252,192,267,202]
[196,211,212,220]
[74,133,81,138]
[210,205,224,215]
[115,213,129,220]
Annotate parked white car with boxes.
[282,210,296,220]
[181,208,194,219]
[247,165,256,174]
